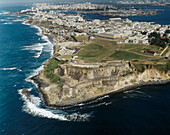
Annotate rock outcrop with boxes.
[32,60,170,109]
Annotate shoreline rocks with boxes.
[31,71,170,109]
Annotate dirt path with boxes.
[97,44,121,62]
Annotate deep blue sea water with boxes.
[0,4,170,135]
[64,6,170,25]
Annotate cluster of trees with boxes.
[148,30,169,48]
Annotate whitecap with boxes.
[27,65,44,79]
[18,89,91,121]
[42,35,49,42]
[23,24,54,58]
[17,69,22,72]
[124,90,151,99]
[88,102,111,108]
[76,95,110,108]
[23,43,43,51]
[22,21,29,26]
[30,25,42,36]
[3,22,12,25]
[25,65,44,89]
[0,19,5,21]
[0,67,17,71]
[12,19,23,22]
[22,41,53,58]
[18,89,68,121]
[135,91,152,98]
[22,43,44,58]
[30,95,42,106]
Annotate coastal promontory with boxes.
[15,3,170,109]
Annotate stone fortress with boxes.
[33,57,170,109]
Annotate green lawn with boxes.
[109,50,148,60]
[77,39,117,61]
[77,43,107,61]
[43,54,65,87]
[130,46,162,55]
[120,44,162,53]
[119,44,141,50]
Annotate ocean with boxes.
[0,3,170,135]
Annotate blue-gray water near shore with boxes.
[0,3,170,135]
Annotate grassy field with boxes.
[108,50,148,61]
[57,38,168,65]
[43,54,65,87]
[119,44,163,53]
[101,43,167,63]
[76,38,117,61]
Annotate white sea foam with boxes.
[22,21,30,26]
[29,65,44,79]
[3,22,12,25]
[42,35,49,42]
[25,65,44,89]
[22,43,44,58]
[0,67,17,71]
[22,40,53,58]
[88,102,112,108]
[22,22,54,58]
[18,89,91,121]
[30,25,42,36]
[18,24,92,121]
[13,19,23,22]
[123,90,151,99]
[0,19,5,21]
[135,91,152,98]
[30,95,42,106]
[76,95,110,108]
[18,89,68,121]
[23,43,43,51]
[17,68,22,72]
[26,78,38,88]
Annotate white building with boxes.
[125,34,149,44]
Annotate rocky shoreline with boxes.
[31,73,170,109]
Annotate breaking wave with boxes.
[18,89,68,121]
[88,102,112,108]
[0,67,17,71]
[22,21,29,26]
[29,65,44,79]
[0,19,5,21]
[21,23,53,58]
[18,89,91,121]
[3,22,12,25]
[12,19,23,22]
[30,25,42,36]
[19,22,91,121]
[123,90,151,99]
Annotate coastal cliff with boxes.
[32,60,170,109]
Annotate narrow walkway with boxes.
[160,46,169,56]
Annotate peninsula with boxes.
[6,3,170,109]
